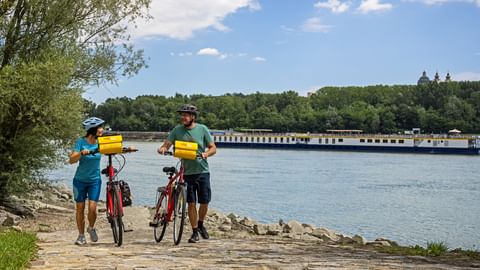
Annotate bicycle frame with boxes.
[162,163,185,222]
[104,154,123,218]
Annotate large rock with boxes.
[0,209,21,226]
[283,220,304,235]
[266,224,283,236]
[253,224,268,235]
[311,227,340,242]
[239,217,256,228]
[352,235,368,245]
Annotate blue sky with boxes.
[85,0,480,104]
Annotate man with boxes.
[158,104,217,243]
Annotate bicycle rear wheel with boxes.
[173,184,186,245]
[153,189,168,242]
[110,184,123,247]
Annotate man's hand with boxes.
[158,147,167,155]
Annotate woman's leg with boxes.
[76,202,86,234]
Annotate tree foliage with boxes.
[92,82,480,134]
[0,0,149,199]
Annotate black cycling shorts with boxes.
[184,173,211,204]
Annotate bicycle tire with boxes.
[111,184,123,246]
[153,190,168,242]
[173,184,186,245]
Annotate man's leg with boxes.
[188,202,198,229]
[197,173,211,239]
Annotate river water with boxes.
[48,141,480,249]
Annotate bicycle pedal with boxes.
[149,221,159,227]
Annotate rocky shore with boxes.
[1,184,479,269]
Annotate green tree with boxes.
[0,0,149,200]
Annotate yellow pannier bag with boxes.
[174,140,198,160]
[98,134,123,154]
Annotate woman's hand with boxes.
[80,149,90,156]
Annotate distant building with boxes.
[417,71,430,85]
[417,71,452,85]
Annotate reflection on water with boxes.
[49,141,480,249]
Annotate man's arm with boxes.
[201,142,217,159]
[157,140,173,154]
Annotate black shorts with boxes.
[184,173,211,204]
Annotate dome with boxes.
[417,71,430,85]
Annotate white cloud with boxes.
[358,0,393,13]
[301,17,332,33]
[197,48,221,56]
[130,0,261,40]
[453,72,480,81]
[315,0,350,13]
[403,0,480,7]
[252,57,266,62]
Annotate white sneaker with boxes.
[75,235,86,245]
[87,227,98,242]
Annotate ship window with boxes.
[246,137,249,142]
[235,137,238,142]
[274,137,277,143]
[399,140,404,144]
[268,137,272,143]
[375,139,380,143]
[262,137,266,143]
[229,136,232,142]
[214,136,217,141]
[286,137,290,143]
[280,137,284,143]
[257,137,260,143]
[326,138,329,144]
[390,139,396,143]
[367,139,373,143]
[239,137,243,142]
[360,139,365,143]
[428,140,431,143]
[332,139,336,144]
[383,139,388,143]
[338,138,343,143]
[319,138,322,144]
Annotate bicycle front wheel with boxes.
[153,190,168,243]
[110,184,123,247]
[173,184,186,245]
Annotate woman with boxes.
[69,117,104,245]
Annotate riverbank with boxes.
[1,183,479,269]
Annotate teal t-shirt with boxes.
[73,137,101,182]
[167,123,213,175]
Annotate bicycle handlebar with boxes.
[85,147,138,156]
[162,151,203,159]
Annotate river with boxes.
[48,141,480,250]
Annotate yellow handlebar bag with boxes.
[98,134,123,154]
[174,141,198,160]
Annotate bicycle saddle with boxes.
[101,168,118,175]
[162,167,176,174]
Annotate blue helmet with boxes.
[82,117,105,131]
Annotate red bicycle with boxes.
[149,151,188,245]
[98,146,137,247]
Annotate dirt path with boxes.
[23,206,478,270]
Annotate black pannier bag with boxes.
[119,180,132,207]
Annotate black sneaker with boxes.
[188,230,199,243]
[198,226,209,239]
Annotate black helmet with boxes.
[176,104,198,117]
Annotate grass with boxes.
[0,230,37,270]
[375,241,480,261]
